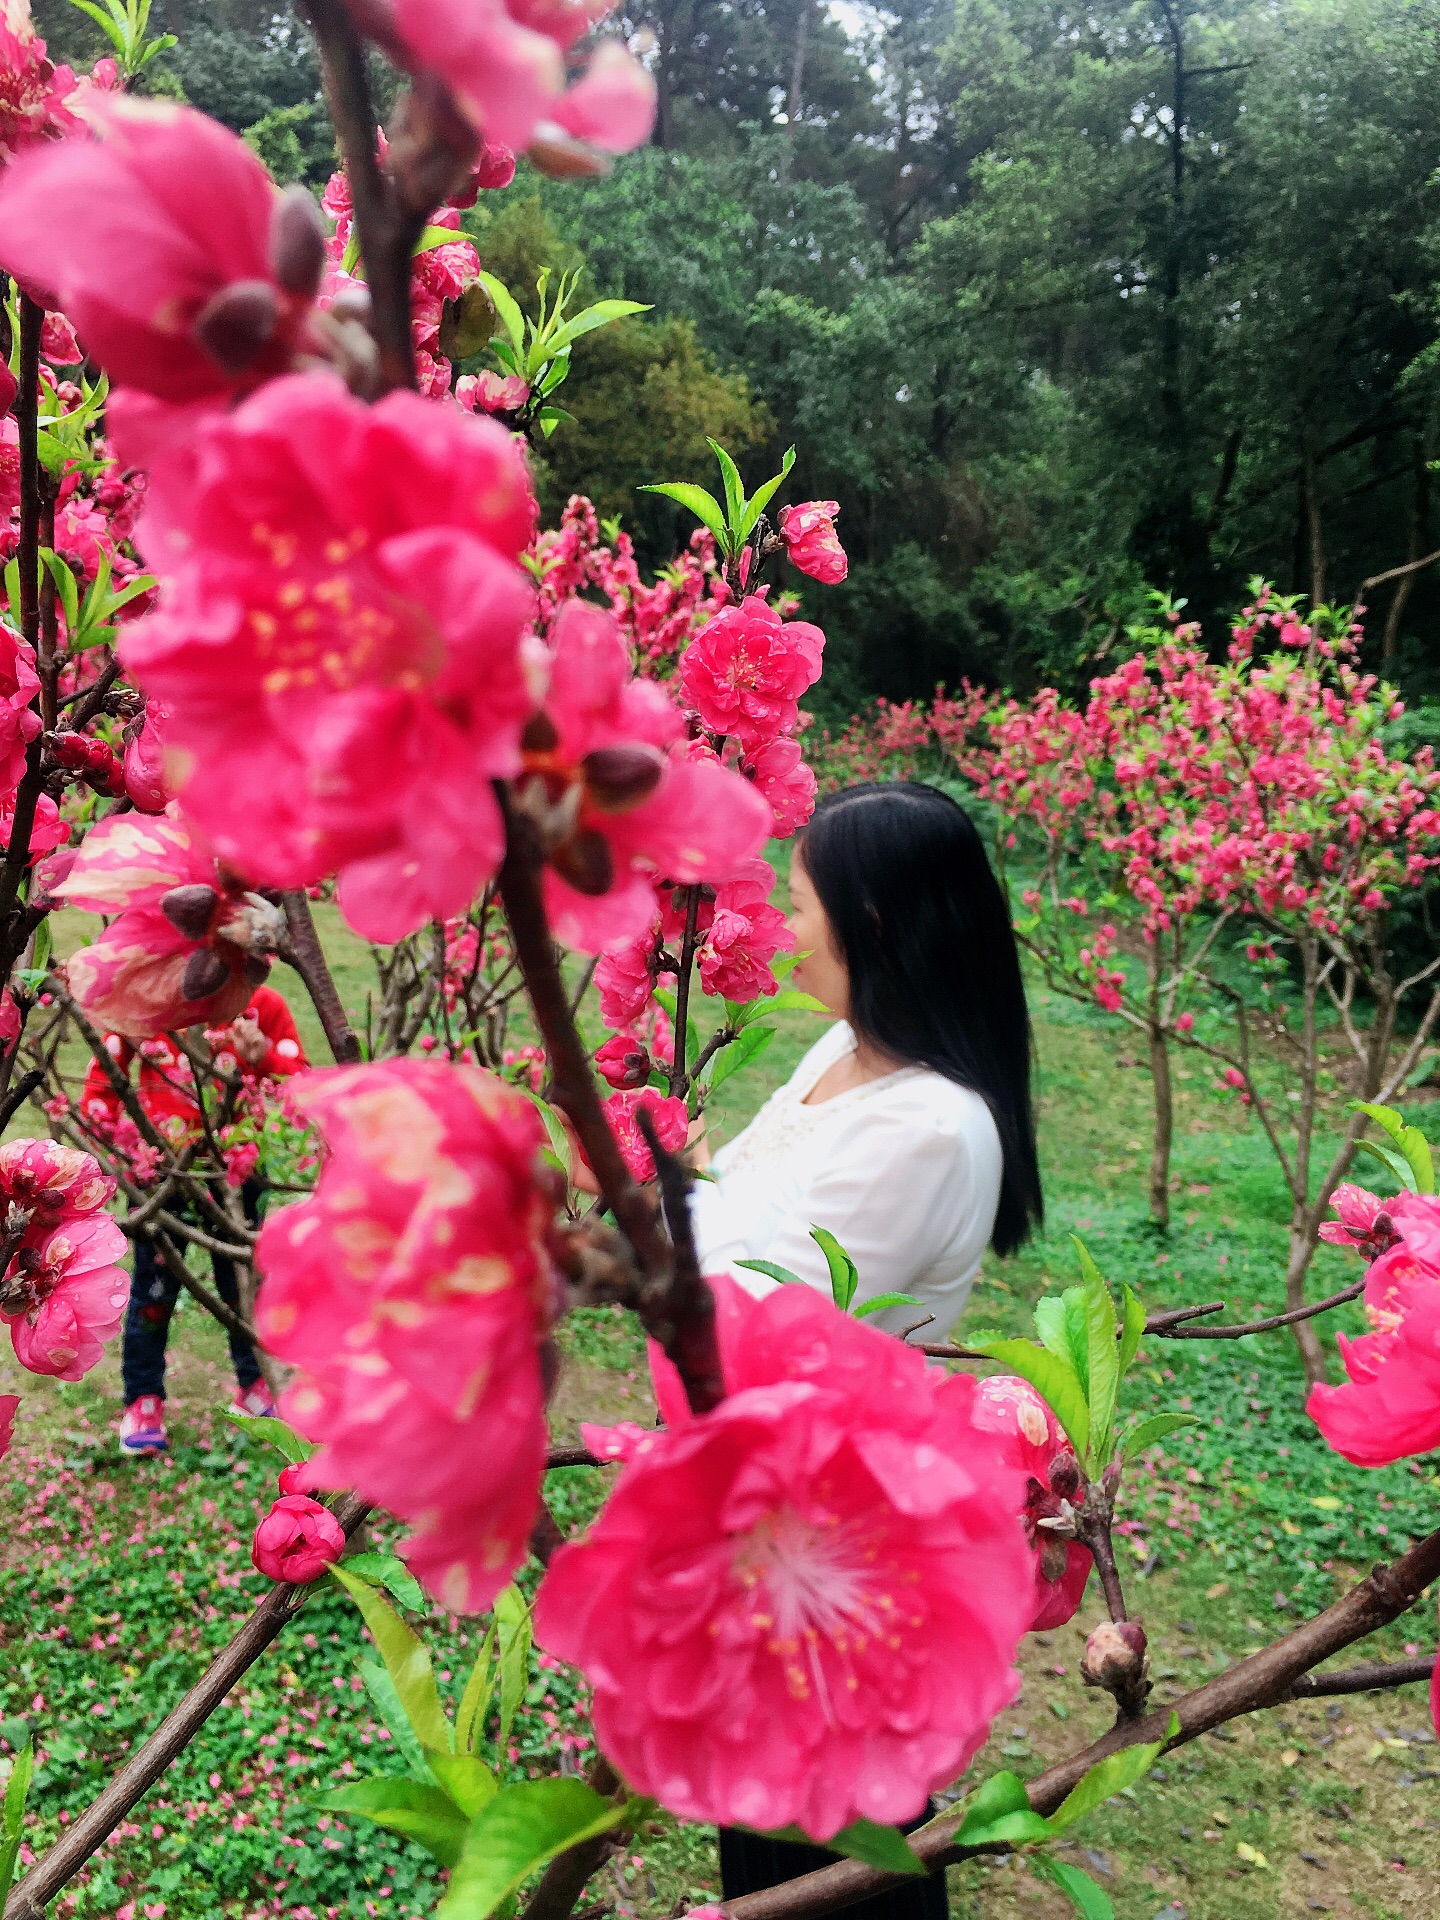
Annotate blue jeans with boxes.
[120,1184,262,1402]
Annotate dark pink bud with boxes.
[161,883,219,941]
[551,827,616,898]
[181,945,231,1002]
[1048,1451,1082,1501]
[193,279,279,376]
[582,743,665,812]
[269,186,327,300]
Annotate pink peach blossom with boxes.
[0,1137,115,1220]
[257,1059,556,1613]
[778,499,847,585]
[601,1087,687,1180]
[540,1276,1034,1839]
[2,1212,129,1380]
[695,858,792,1002]
[1309,1191,1440,1466]
[743,735,816,837]
[0,623,39,796]
[527,599,772,950]
[459,369,530,415]
[1318,1182,1398,1256]
[53,811,274,1036]
[374,0,654,156]
[122,700,169,813]
[593,936,656,1030]
[679,595,824,750]
[0,98,322,405]
[972,1375,1091,1630]
[117,371,537,942]
[0,1390,15,1461]
[251,1494,346,1584]
[594,1033,649,1090]
[0,2,78,165]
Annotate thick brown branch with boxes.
[721,1523,1440,1920]
[4,1495,371,1920]
[279,891,363,1065]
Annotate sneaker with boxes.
[232,1382,276,1419]
[120,1395,168,1455]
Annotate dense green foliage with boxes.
[35,0,1440,708]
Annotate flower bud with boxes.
[1048,1450,1082,1501]
[1080,1618,1149,1695]
[269,185,328,300]
[582,743,665,812]
[160,883,219,942]
[551,827,615,898]
[193,278,279,376]
[251,1493,345,1584]
[181,945,232,1002]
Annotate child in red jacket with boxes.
[80,985,308,1456]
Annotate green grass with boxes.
[4,938,1439,1919]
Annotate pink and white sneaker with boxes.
[120,1395,168,1455]
[232,1382,276,1419]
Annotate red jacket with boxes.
[80,985,308,1137]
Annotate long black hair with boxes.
[797,781,1043,1255]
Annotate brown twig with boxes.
[522,1758,624,1920]
[279,891,363,1065]
[4,1495,372,1920]
[720,1522,1440,1920]
[1146,1276,1366,1340]
[667,885,701,1098]
[0,1064,42,1132]
[1287,1654,1435,1698]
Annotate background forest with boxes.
[34,0,1440,719]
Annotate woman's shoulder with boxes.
[785,1018,854,1087]
[858,1066,1002,1151]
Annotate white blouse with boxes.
[688,1020,1003,1341]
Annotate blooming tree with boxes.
[1,9,1439,1920]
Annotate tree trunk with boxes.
[1148,1016,1173,1229]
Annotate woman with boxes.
[690,780,1042,1336]
[692,782,1043,1920]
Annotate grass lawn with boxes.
[3,936,1439,1919]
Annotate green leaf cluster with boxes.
[642,438,795,561]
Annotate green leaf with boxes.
[439,1779,632,1920]
[637,481,730,549]
[754,1818,925,1875]
[709,438,747,535]
[494,1585,531,1756]
[762,989,832,1015]
[1118,1284,1146,1380]
[1074,1239,1119,1469]
[1046,1713,1179,1832]
[1120,1412,1199,1462]
[827,1818,926,1875]
[1351,1101,1435,1194]
[1033,1295,1075,1369]
[737,445,797,543]
[953,1770,1052,1849]
[477,272,527,359]
[311,1778,468,1868]
[30,917,51,976]
[810,1225,859,1311]
[328,1563,452,1754]
[41,549,79,634]
[0,1740,33,1906]
[853,1291,924,1319]
[68,0,129,55]
[220,1407,314,1464]
[735,1257,803,1285]
[360,1659,429,1782]
[515,1087,572,1182]
[1030,1856,1115,1919]
[706,1022,774,1093]
[546,299,649,357]
[414,224,465,254]
[440,281,498,360]
[964,1338,1090,1460]
[425,1749,499,1820]
[1354,1136,1418,1191]
[455,1626,497,1756]
[343,1552,427,1614]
